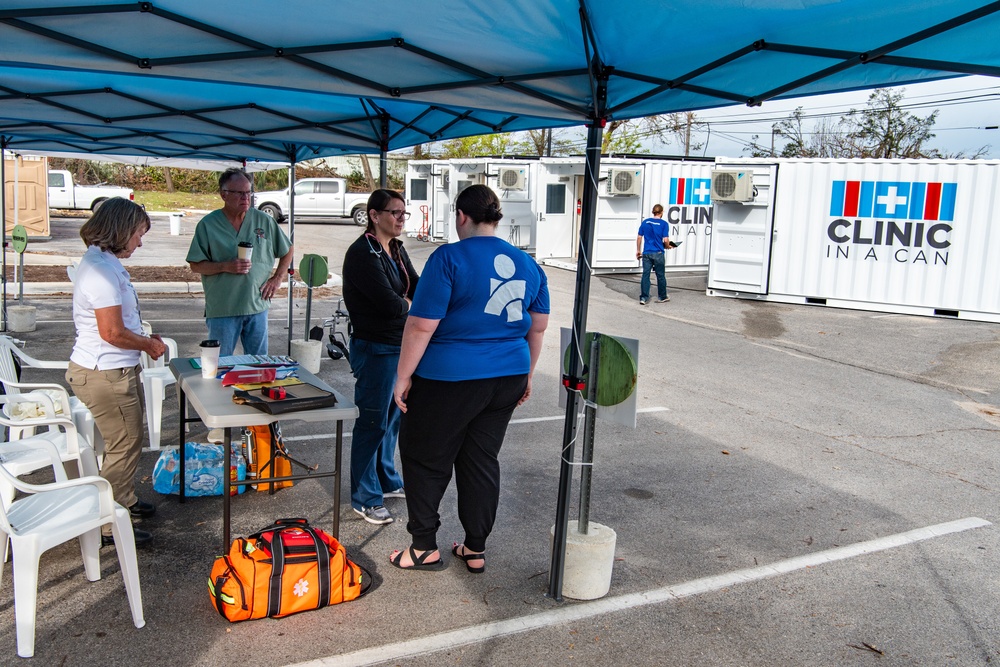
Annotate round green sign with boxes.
[298,254,329,288]
[11,225,28,254]
[562,332,637,406]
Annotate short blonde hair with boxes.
[79,198,150,255]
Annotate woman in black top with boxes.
[341,189,419,524]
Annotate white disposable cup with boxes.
[237,242,254,261]
[200,340,221,379]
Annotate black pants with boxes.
[398,373,527,552]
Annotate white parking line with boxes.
[286,517,991,667]
[281,407,670,441]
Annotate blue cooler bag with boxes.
[153,442,246,496]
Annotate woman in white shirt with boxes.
[65,198,167,547]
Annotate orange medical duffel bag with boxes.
[208,518,368,621]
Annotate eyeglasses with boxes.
[379,209,410,220]
[223,190,253,199]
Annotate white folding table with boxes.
[169,359,358,549]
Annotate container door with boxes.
[707,164,777,294]
[405,172,431,236]
[534,168,575,258]
[432,167,451,240]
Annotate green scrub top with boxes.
[185,208,292,318]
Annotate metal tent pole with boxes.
[285,160,296,355]
[0,140,7,332]
[380,114,389,189]
[547,118,604,601]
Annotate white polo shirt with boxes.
[70,245,143,370]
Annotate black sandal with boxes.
[452,543,486,574]
[389,546,445,571]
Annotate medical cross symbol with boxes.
[293,578,309,597]
[693,182,711,201]
[877,186,908,215]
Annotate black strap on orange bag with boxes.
[260,519,332,616]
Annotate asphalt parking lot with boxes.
[2,215,999,665]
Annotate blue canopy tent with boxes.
[1,0,998,600]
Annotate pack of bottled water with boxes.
[152,441,246,496]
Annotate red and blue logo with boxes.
[830,181,957,221]
[669,178,712,206]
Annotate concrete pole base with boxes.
[550,520,617,600]
[7,305,36,332]
[290,339,322,374]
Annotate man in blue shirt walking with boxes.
[636,204,672,305]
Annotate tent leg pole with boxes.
[380,114,389,189]
[548,120,603,601]
[0,141,7,333]
[285,161,296,356]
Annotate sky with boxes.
[640,75,1000,160]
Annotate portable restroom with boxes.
[708,158,1000,323]
[2,154,50,238]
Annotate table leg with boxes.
[179,388,187,504]
[223,427,231,550]
[333,420,342,539]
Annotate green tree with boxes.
[439,133,520,158]
[601,119,647,154]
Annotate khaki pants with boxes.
[66,362,145,534]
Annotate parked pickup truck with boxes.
[47,169,134,211]
[254,178,371,225]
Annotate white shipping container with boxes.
[708,158,1000,323]
[406,155,714,273]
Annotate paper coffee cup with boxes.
[237,242,254,261]
[200,339,221,379]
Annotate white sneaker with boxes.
[207,428,225,444]
[384,487,405,499]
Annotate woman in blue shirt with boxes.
[390,184,549,572]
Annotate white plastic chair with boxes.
[0,335,102,462]
[0,394,101,509]
[139,322,178,450]
[0,437,144,658]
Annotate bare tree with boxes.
[841,89,938,158]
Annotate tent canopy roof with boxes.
[1,1,998,161]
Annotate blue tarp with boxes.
[0,1,997,160]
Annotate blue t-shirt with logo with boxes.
[409,235,550,381]
[638,217,669,253]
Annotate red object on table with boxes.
[221,367,276,386]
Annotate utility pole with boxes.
[684,112,692,156]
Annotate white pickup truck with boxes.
[47,170,134,211]
[254,178,371,225]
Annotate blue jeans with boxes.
[640,252,667,301]
[206,312,269,357]
[349,338,405,510]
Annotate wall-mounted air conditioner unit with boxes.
[497,167,527,191]
[606,168,641,196]
[711,170,754,202]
